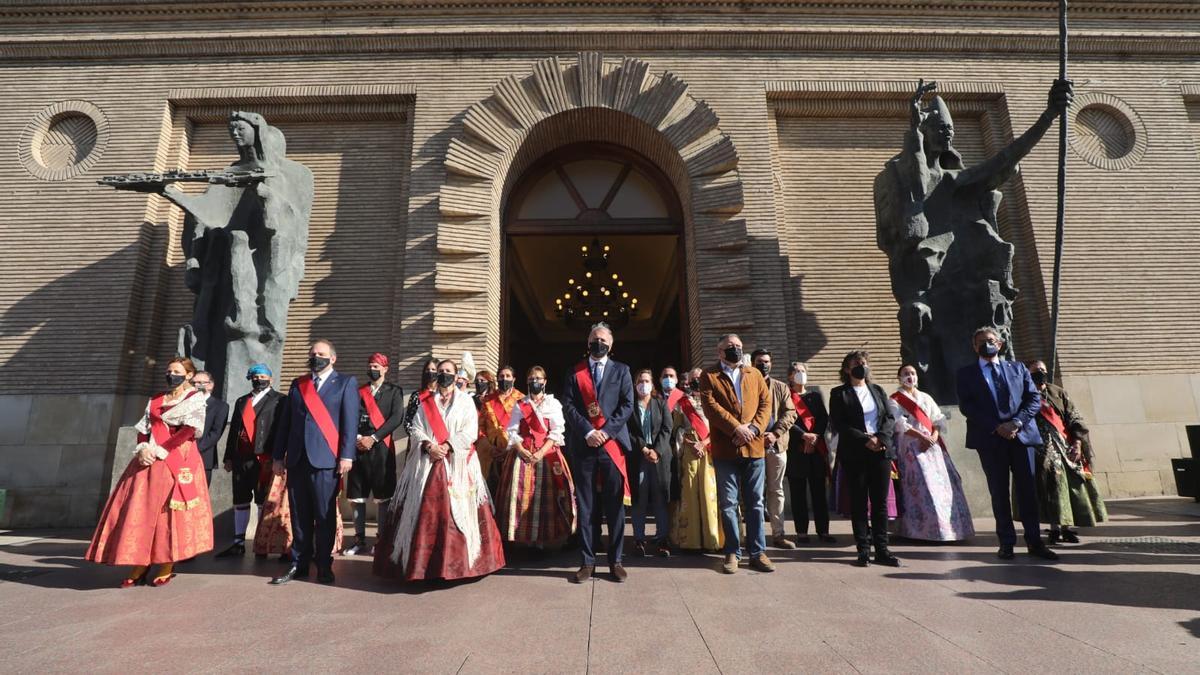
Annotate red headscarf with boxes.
[368,352,389,369]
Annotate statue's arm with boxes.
[957,80,1073,192]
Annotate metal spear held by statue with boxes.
[1048,0,1069,382]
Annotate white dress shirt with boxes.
[853,384,878,434]
[720,362,743,406]
[250,387,271,408]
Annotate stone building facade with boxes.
[2,0,1199,526]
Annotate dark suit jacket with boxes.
[626,396,674,496]
[197,396,229,471]
[273,369,360,469]
[698,363,772,460]
[829,382,896,461]
[786,388,829,453]
[223,389,285,464]
[956,359,1042,451]
[357,381,405,449]
[562,358,635,456]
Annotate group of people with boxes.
[84,322,1107,587]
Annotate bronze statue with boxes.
[874,79,1072,403]
[101,111,313,400]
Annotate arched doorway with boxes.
[501,142,688,384]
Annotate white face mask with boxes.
[792,372,807,386]
[636,382,654,397]
[901,374,918,389]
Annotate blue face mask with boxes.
[661,377,676,391]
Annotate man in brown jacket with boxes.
[699,333,774,574]
[751,348,798,550]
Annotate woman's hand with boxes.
[136,446,156,466]
[428,442,449,461]
[802,432,819,454]
[643,448,659,464]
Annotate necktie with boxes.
[313,374,322,391]
[989,363,1010,415]
[592,362,603,396]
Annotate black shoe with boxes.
[795,534,811,544]
[634,540,648,558]
[316,568,335,584]
[270,565,309,585]
[1047,531,1061,545]
[572,565,594,584]
[215,541,246,558]
[997,546,1015,560]
[1027,544,1059,561]
[873,551,902,567]
[1060,529,1080,544]
[853,553,871,567]
[610,564,628,582]
[818,534,837,544]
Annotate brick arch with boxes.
[434,52,750,367]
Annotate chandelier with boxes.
[554,238,639,328]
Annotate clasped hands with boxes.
[423,440,453,461]
[732,424,757,447]
[865,435,885,453]
[641,447,660,464]
[801,432,819,455]
[692,436,710,458]
[586,429,610,448]
[993,421,1021,440]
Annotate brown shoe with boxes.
[572,565,594,584]
[772,536,796,550]
[610,564,627,582]
[749,553,776,573]
[721,553,738,574]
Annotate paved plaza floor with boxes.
[0,497,1197,674]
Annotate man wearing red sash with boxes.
[344,352,405,556]
[216,363,285,558]
[562,322,635,583]
[270,339,360,585]
[783,361,836,545]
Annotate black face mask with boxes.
[166,373,187,388]
[527,381,545,395]
[723,346,743,364]
[978,342,1001,358]
[497,379,514,392]
[251,378,271,392]
[421,369,437,387]
[688,380,701,393]
[850,364,869,380]
[368,369,383,382]
[475,380,488,394]
[308,355,331,372]
[755,363,770,378]
[436,372,456,389]
[1030,370,1048,387]
[589,341,610,358]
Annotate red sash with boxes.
[488,394,516,432]
[358,385,395,450]
[148,393,202,510]
[517,399,549,450]
[238,396,257,455]
[296,375,340,460]
[790,391,829,459]
[574,361,631,504]
[678,395,709,441]
[666,388,684,413]
[1039,399,1070,441]
[420,390,451,445]
[891,391,945,452]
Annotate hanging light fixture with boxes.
[555,237,639,328]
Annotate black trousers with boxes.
[787,450,830,536]
[575,449,626,566]
[843,454,892,552]
[978,442,1041,547]
[287,456,340,570]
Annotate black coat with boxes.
[786,388,829,453]
[223,389,285,464]
[197,396,230,471]
[357,381,405,448]
[829,382,896,461]
[626,396,674,501]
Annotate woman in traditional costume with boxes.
[86,357,214,587]
[494,366,577,548]
[891,364,974,542]
[476,365,523,489]
[1025,360,1107,543]
[670,368,723,552]
[375,359,505,581]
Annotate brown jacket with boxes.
[698,363,772,460]
[764,377,798,452]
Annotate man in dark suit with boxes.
[216,364,285,557]
[191,370,229,487]
[270,339,360,585]
[344,352,405,556]
[956,326,1057,561]
[562,322,635,583]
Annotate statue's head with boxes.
[228,111,268,160]
[920,96,956,154]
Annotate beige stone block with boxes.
[56,445,108,490]
[67,491,102,528]
[1086,424,1121,472]
[4,489,70,529]
[25,395,87,445]
[5,446,64,488]
[1059,376,1095,423]
[1088,376,1145,425]
[1113,423,1181,471]
[1139,375,1198,424]
[1104,470,1164,498]
[0,395,32,445]
[1090,471,1111,500]
[79,394,116,445]
[1160,469,1187,498]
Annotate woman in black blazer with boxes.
[627,368,674,557]
[829,350,900,567]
